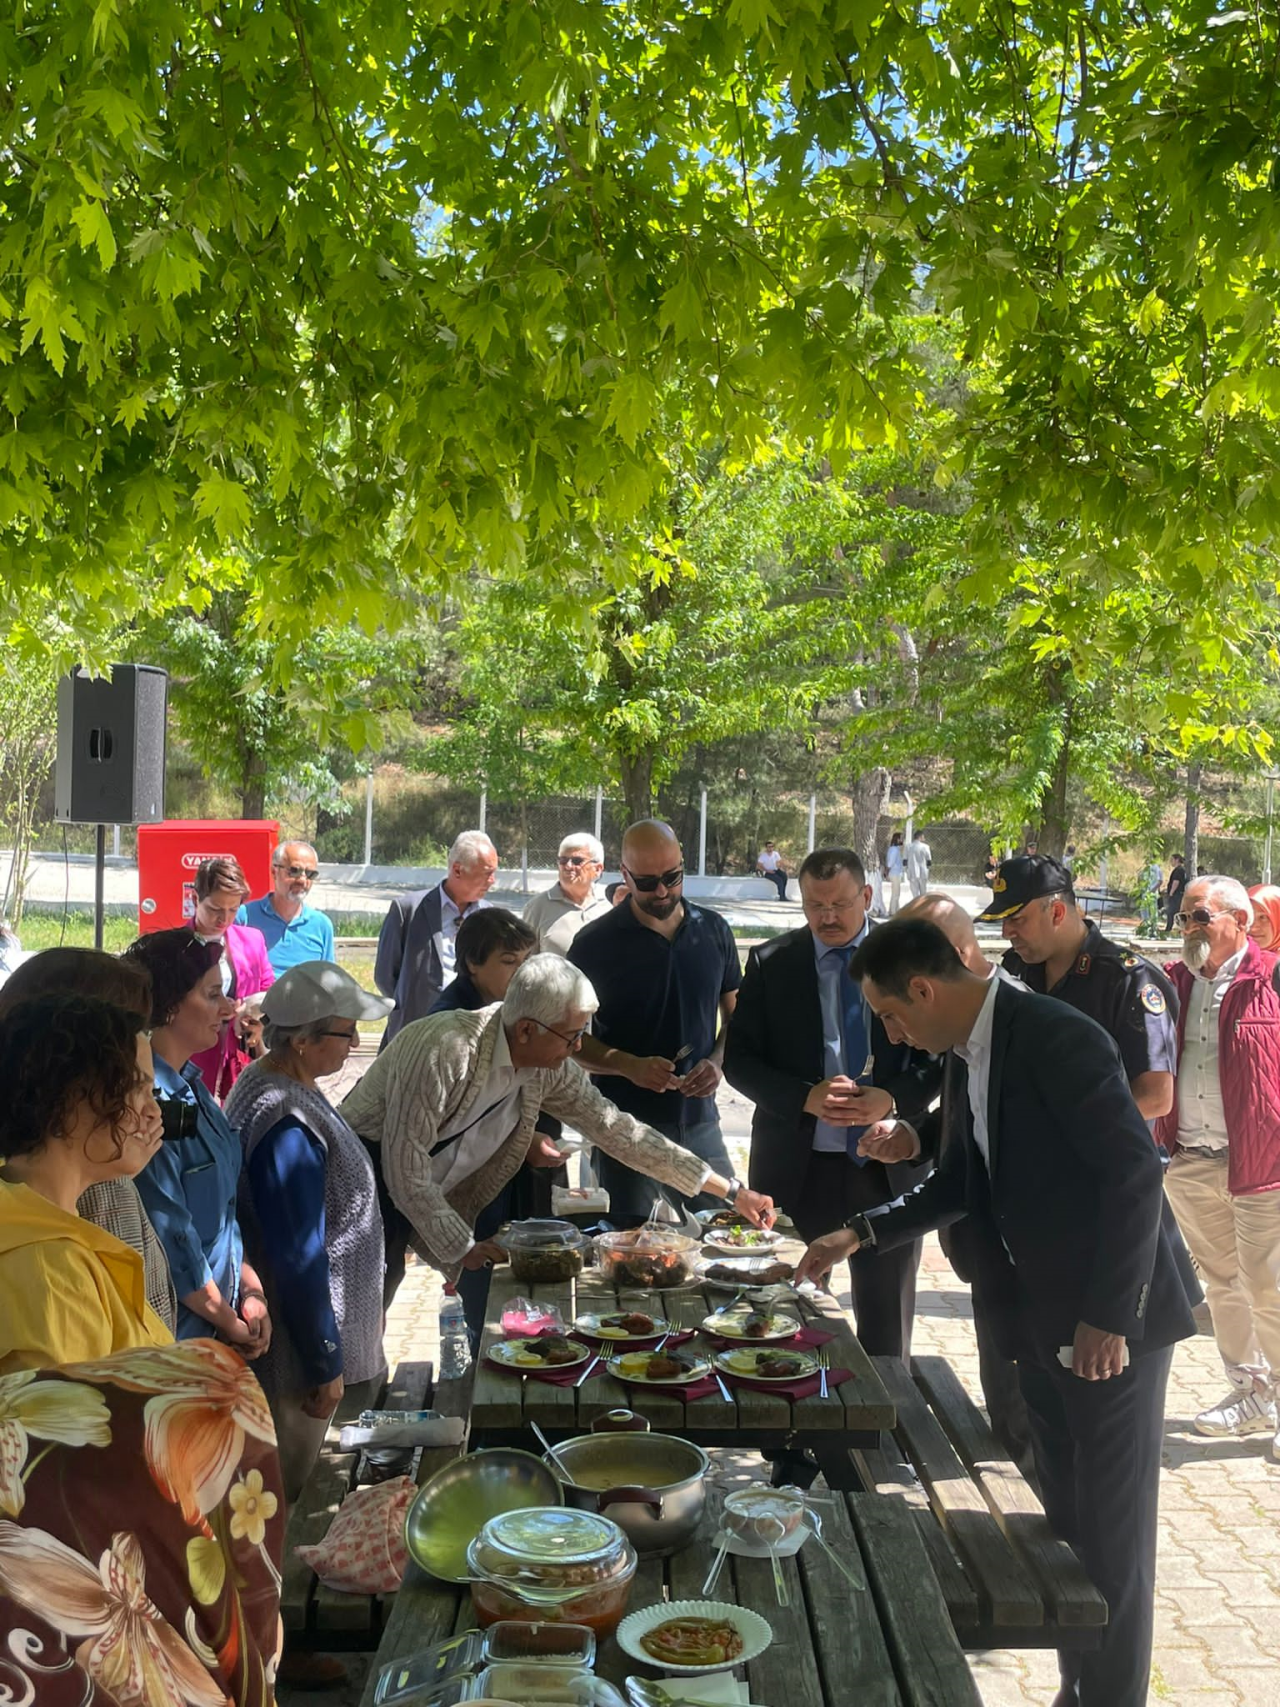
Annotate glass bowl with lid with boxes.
[466,1506,637,1635]
[503,1219,593,1284]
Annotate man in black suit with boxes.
[723,847,938,1359]
[798,918,1194,1707]
[374,830,499,1045]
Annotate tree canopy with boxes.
[5,0,1279,664]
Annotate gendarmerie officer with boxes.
[980,854,1179,1119]
[980,853,1202,1309]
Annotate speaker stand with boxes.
[94,823,106,951]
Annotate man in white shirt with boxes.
[796,916,1194,1707]
[755,840,789,902]
[522,832,611,955]
[906,830,931,899]
[1157,874,1280,1451]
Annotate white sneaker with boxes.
[1194,1389,1277,1437]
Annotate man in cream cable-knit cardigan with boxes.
[342,955,776,1297]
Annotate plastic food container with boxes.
[593,1227,699,1290]
[481,1623,596,1667]
[504,1220,592,1284]
[467,1507,637,1635]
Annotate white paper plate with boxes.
[486,1337,592,1371]
[700,1307,801,1343]
[606,1350,713,1386]
[713,1347,818,1383]
[617,1599,772,1674]
[702,1227,784,1252]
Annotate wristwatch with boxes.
[841,1211,877,1248]
[725,1176,746,1203]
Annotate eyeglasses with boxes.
[802,898,861,915]
[557,855,596,868]
[531,1018,591,1047]
[623,864,684,892]
[316,1027,358,1041]
[277,864,318,880]
[1174,908,1224,928]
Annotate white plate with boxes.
[486,1337,592,1371]
[574,1310,666,1342]
[616,1599,772,1674]
[702,1226,783,1252]
[694,1255,798,1296]
[713,1347,818,1383]
[606,1350,713,1386]
[700,1308,801,1343]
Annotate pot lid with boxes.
[480,1506,622,1564]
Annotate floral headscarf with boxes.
[1247,884,1280,953]
[0,1339,282,1707]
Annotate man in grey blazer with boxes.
[374,830,499,1045]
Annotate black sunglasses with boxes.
[1173,907,1222,928]
[623,864,684,893]
[278,864,318,880]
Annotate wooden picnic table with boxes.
[360,1443,980,1707]
[469,1253,893,1487]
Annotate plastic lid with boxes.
[503,1218,589,1250]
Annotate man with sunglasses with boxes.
[239,842,335,974]
[523,832,611,956]
[568,819,742,1224]
[1155,874,1280,1454]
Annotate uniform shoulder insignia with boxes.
[1140,984,1167,1015]
[1076,953,1091,975]
[1121,953,1141,968]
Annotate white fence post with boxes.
[594,785,603,842]
[698,788,708,877]
[479,788,487,833]
[363,772,374,866]
[112,825,121,858]
[807,794,816,853]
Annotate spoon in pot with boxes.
[530,1419,574,1480]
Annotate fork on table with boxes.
[817,1345,829,1399]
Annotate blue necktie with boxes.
[832,944,871,1165]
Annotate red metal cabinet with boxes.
[136,820,279,933]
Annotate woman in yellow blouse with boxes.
[0,993,174,1372]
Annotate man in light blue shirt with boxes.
[239,841,336,972]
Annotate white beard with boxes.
[1181,937,1212,973]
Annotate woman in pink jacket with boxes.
[189,855,274,1101]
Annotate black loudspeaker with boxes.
[54,665,168,825]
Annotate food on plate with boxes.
[740,1350,806,1378]
[495,1334,585,1368]
[612,1349,700,1382]
[707,1306,798,1340]
[595,1228,698,1290]
[639,1614,744,1667]
[703,1259,795,1286]
[703,1208,749,1229]
[600,1311,656,1336]
[707,1225,775,1249]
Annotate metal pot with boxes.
[542,1432,709,1555]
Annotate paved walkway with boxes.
[286,1083,1280,1707]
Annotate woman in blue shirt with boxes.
[124,930,272,1355]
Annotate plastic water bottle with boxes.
[439,1284,473,1379]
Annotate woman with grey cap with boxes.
[224,960,393,1499]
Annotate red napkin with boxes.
[702,1324,836,1353]
[486,1352,603,1387]
[615,1374,723,1402]
[722,1365,852,1401]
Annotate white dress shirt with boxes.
[432,1020,530,1197]
[955,968,1003,1169]
[1175,945,1245,1153]
[435,886,487,984]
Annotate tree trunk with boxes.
[1038,732,1072,859]
[239,754,268,821]
[619,750,655,825]
[1184,761,1201,875]
[851,767,891,877]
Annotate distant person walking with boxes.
[1161,853,1188,937]
[884,832,905,914]
[906,830,931,900]
[374,830,499,1045]
[755,840,789,902]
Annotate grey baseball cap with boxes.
[262,961,393,1027]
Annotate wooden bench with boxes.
[850,1355,1107,1652]
[281,1359,435,1652]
